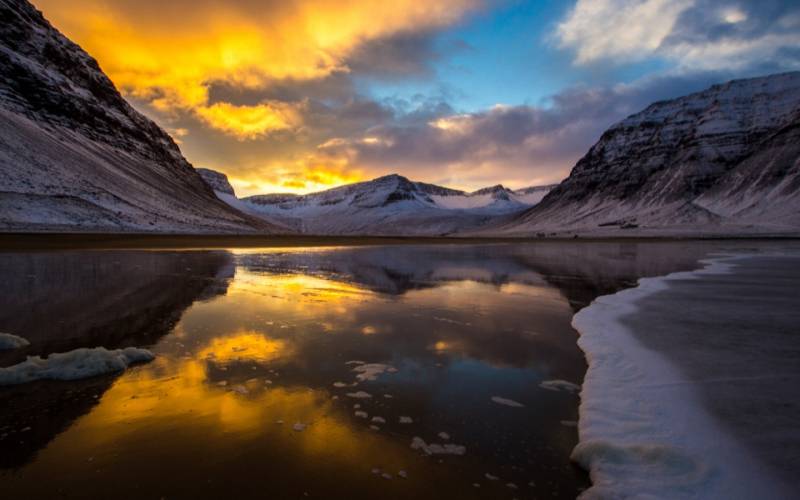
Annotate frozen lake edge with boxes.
[572,253,800,499]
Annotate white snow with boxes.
[539,380,581,393]
[0,347,154,385]
[0,333,30,350]
[371,416,386,424]
[571,256,792,499]
[490,396,525,407]
[410,436,466,456]
[354,411,368,418]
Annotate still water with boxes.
[0,241,736,499]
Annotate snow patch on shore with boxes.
[572,255,791,499]
[0,347,154,385]
[0,333,30,350]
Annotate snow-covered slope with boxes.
[0,0,276,233]
[497,72,800,236]
[207,173,552,236]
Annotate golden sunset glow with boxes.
[33,0,476,135]
[195,101,305,140]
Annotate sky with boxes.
[33,0,800,196]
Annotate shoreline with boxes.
[570,255,794,499]
[1,232,799,251]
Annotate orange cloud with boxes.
[195,101,305,140]
[34,0,479,139]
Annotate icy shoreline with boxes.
[571,255,792,499]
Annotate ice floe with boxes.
[292,422,307,432]
[352,363,398,382]
[410,436,466,456]
[539,379,580,393]
[346,391,372,399]
[490,396,525,407]
[0,347,154,386]
[0,333,29,350]
[437,432,450,440]
[399,416,413,424]
[332,381,349,388]
[371,416,386,424]
[354,411,368,418]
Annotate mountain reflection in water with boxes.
[0,242,727,499]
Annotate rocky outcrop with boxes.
[502,72,800,235]
[0,0,277,233]
[197,168,236,196]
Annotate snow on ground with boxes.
[0,347,154,385]
[571,255,793,499]
[0,332,30,350]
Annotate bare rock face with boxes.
[197,168,236,197]
[0,0,275,233]
[505,72,800,235]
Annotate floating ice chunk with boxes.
[371,416,386,424]
[352,363,397,382]
[472,483,481,488]
[399,416,413,424]
[383,394,393,399]
[0,333,29,350]
[491,396,525,407]
[0,347,154,386]
[332,395,339,400]
[506,483,517,490]
[410,436,466,456]
[355,411,368,418]
[230,385,249,395]
[539,379,580,393]
[437,432,450,440]
[370,425,381,431]
[292,422,307,432]
[275,420,284,425]
[485,473,499,481]
[381,473,392,480]
[345,360,365,366]
[371,468,381,475]
[332,382,348,388]
[217,381,228,387]
[398,470,408,479]
[354,404,361,409]
[346,391,372,399]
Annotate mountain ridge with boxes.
[0,0,277,233]
[492,72,800,236]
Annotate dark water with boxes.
[0,241,759,499]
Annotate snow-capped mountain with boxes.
[202,172,553,236]
[0,0,275,233]
[496,72,800,236]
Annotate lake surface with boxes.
[0,240,780,499]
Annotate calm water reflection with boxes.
[0,242,740,498]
